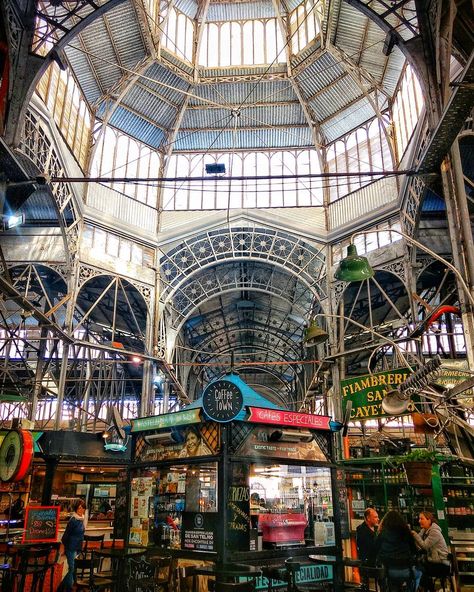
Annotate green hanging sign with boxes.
[341,368,419,420]
[131,408,201,432]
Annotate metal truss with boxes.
[19,109,81,259]
[32,0,128,55]
[167,260,314,331]
[160,226,326,301]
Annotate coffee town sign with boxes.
[202,379,244,423]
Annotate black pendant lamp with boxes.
[303,319,329,347]
[334,244,374,282]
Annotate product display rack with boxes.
[344,458,447,535]
[441,464,474,587]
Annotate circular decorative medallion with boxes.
[0,429,34,482]
[202,380,244,423]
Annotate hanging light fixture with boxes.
[303,319,329,346]
[334,244,374,282]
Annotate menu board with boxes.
[182,512,217,551]
[114,470,128,540]
[227,463,250,550]
[23,506,59,543]
[333,468,350,539]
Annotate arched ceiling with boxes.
[49,0,408,151]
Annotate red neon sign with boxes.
[247,407,331,431]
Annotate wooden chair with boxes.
[147,555,174,592]
[285,559,334,592]
[83,533,105,555]
[178,565,199,592]
[75,550,114,592]
[4,546,52,592]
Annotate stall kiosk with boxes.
[129,374,345,590]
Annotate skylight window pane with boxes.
[307,8,316,42]
[176,14,186,59]
[243,22,254,65]
[185,17,193,61]
[107,234,119,257]
[203,187,215,209]
[208,24,219,67]
[199,26,208,65]
[254,21,265,64]
[165,8,177,54]
[220,23,231,67]
[265,21,277,63]
[114,136,129,194]
[298,8,306,51]
[189,188,202,209]
[231,22,241,66]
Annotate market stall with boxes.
[128,373,344,588]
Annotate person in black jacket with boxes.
[58,499,87,592]
[376,510,421,591]
[357,507,379,591]
[357,507,379,566]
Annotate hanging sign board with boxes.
[247,407,331,430]
[341,368,419,419]
[432,359,473,408]
[131,408,201,432]
[202,380,244,422]
[23,505,59,543]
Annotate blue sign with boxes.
[243,564,333,590]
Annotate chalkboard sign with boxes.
[113,471,128,540]
[227,463,250,550]
[333,469,350,539]
[23,505,59,543]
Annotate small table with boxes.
[194,563,262,583]
[308,555,338,565]
[94,546,148,592]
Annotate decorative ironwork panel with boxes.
[160,227,326,301]
[229,422,253,454]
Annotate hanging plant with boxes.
[387,449,454,486]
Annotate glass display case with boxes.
[249,464,334,548]
[129,463,218,548]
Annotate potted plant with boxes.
[388,449,446,486]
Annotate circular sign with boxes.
[0,429,34,482]
[202,380,244,423]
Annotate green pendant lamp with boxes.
[303,319,329,347]
[334,244,374,282]
[0,393,26,402]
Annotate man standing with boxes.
[356,507,379,591]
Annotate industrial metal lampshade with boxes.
[334,244,374,282]
[303,319,329,346]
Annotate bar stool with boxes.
[423,555,456,592]
[380,564,416,592]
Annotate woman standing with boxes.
[412,511,449,591]
[375,510,421,590]
[58,499,87,592]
